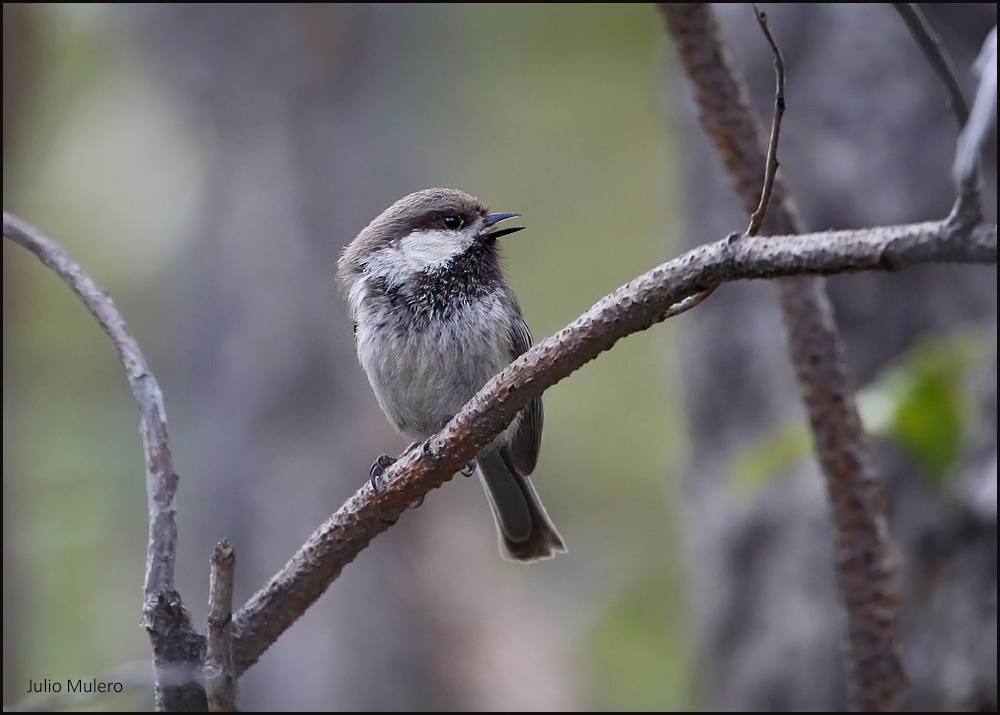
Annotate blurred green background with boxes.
[4,4,691,711]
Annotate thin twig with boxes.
[658,284,717,320]
[658,3,788,313]
[746,4,785,237]
[891,3,971,127]
[658,4,912,710]
[891,3,981,214]
[229,214,996,675]
[663,3,790,315]
[206,540,238,712]
[2,212,206,712]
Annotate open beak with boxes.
[480,212,525,241]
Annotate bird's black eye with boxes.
[442,215,463,230]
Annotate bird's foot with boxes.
[369,454,397,495]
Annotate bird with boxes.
[337,188,565,562]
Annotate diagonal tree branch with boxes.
[229,216,996,674]
[3,212,206,712]
[658,3,913,710]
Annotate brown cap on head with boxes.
[338,189,489,288]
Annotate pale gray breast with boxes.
[357,291,512,440]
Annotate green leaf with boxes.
[731,332,985,497]
[858,333,982,486]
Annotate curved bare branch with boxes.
[3,212,205,712]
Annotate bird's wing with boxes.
[502,318,543,476]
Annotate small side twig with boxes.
[678,5,787,318]
[657,286,717,320]
[891,3,981,214]
[3,212,206,711]
[891,3,971,127]
[206,540,237,712]
[746,4,785,238]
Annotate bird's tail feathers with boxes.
[476,449,566,562]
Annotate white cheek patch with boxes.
[360,227,477,290]
[398,228,473,269]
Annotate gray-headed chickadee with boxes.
[338,188,565,562]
